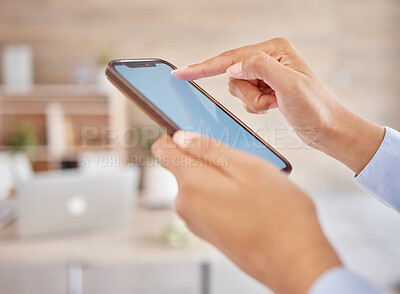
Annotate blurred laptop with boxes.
[17,167,139,237]
[0,152,29,229]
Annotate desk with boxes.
[0,203,220,294]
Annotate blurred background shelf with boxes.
[0,85,127,171]
[0,85,107,100]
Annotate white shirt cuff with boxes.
[354,127,400,211]
[308,266,382,294]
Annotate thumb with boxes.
[226,51,296,91]
[172,130,233,160]
[172,130,251,171]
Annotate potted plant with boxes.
[7,123,38,160]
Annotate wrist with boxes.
[315,103,385,174]
[284,229,342,294]
[258,199,342,294]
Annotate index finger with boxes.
[172,45,254,81]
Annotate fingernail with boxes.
[173,130,196,148]
[171,66,188,75]
[226,62,243,77]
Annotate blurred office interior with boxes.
[0,0,399,293]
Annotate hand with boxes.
[152,131,342,294]
[172,38,384,174]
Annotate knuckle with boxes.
[228,77,237,87]
[228,78,240,92]
[271,37,291,47]
[220,49,237,57]
[248,51,265,64]
[251,102,266,112]
[254,50,266,58]
[251,95,270,112]
[243,51,268,80]
[268,38,294,59]
[244,105,256,113]
[228,87,237,97]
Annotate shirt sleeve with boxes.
[308,267,383,294]
[354,127,400,212]
[309,128,399,294]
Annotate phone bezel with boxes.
[105,58,292,173]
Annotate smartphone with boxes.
[105,58,291,172]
